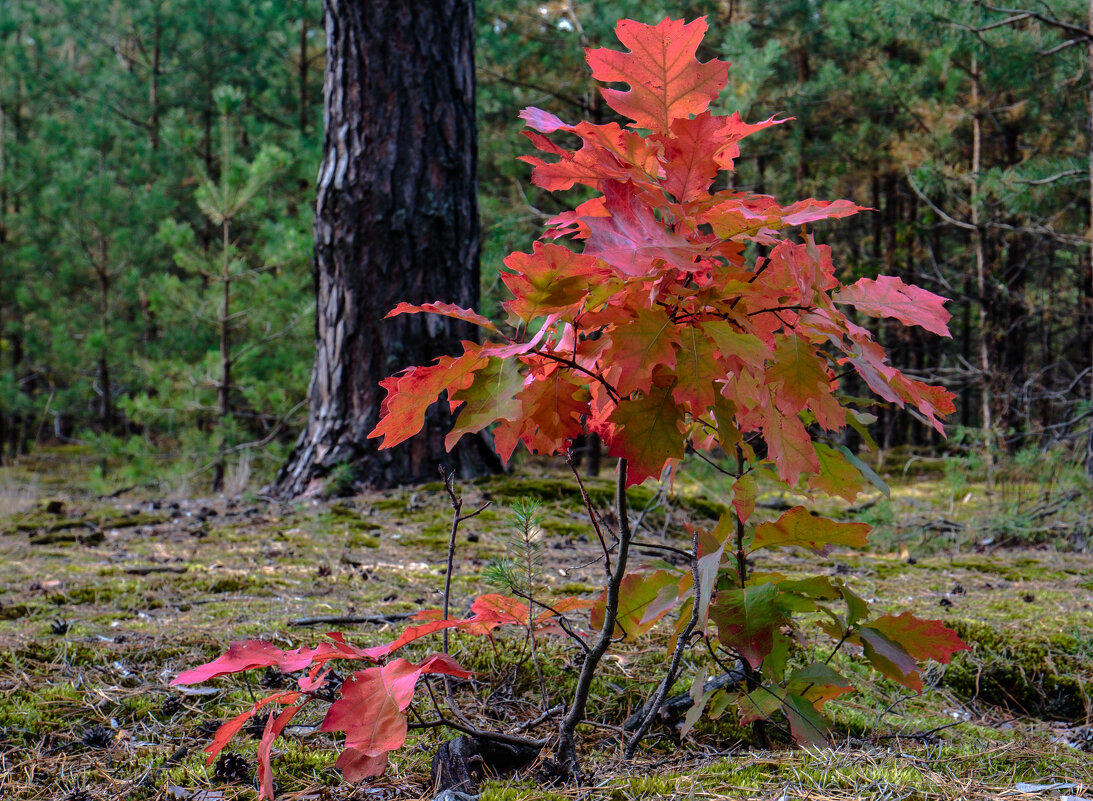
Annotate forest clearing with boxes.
[4,1,1093,800]
[1,448,1091,800]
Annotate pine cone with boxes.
[213,752,251,784]
[81,724,113,749]
[63,789,95,801]
[160,695,183,717]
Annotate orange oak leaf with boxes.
[585,17,729,133]
[501,243,609,322]
[386,301,499,335]
[751,506,870,554]
[368,347,486,449]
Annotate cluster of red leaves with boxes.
[173,594,580,800]
[369,16,955,491]
[179,16,972,794]
[367,16,966,746]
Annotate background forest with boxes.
[1,0,1091,489]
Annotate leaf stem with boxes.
[557,458,633,781]
[623,527,701,757]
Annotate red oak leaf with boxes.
[172,641,335,686]
[866,612,970,664]
[606,370,686,485]
[386,301,499,335]
[585,17,729,133]
[583,181,702,275]
[321,656,471,777]
[257,701,307,800]
[834,275,952,338]
[336,749,390,782]
[202,691,300,765]
[368,347,486,449]
[760,400,819,487]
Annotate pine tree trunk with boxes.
[269,0,500,497]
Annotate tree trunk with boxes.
[270,0,501,497]
[1086,0,1093,473]
[971,54,994,469]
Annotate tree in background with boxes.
[270,0,501,497]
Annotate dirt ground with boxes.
[1,458,1092,801]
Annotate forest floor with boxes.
[1,446,1092,801]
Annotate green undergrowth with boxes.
[1,462,1092,799]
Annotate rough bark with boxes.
[270,0,500,497]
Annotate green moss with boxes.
[345,531,380,548]
[941,618,1092,720]
[480,781,567,801]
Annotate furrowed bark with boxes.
[269,0,500,497]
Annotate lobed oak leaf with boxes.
[856,626,923,691]
[808,443,864,502]
[586,17,729,133]
[471,593,530,626]
[502,368,590,457]
[603,306,679,396]
[336,749,389,783]
[583,181,704,276]
[766,335,832,415]
[760,402,819,487]
[833,275,952,338]
[787,663,854,712]
[445,357,525,450]
[751,506,870,554]
[777,198,864,227]
[671,325,721,412]
[257,701,307,800]
[605,371,687,485]
[321,655,471,779]
[731,474,758,524]
[172,641,335,686]
[360,618,470,661]
[501,243,608,322]
[518,107,570,133]
[711,113,789,170]
[781,692,832,747]
[591,569,679,640]
[701,322,771,374]
[709,582,788,669]
[866,612,969,664]
[657,112,727,203]
[386,301,499,335]
[201,690,301,766]
[368,348,486,449]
